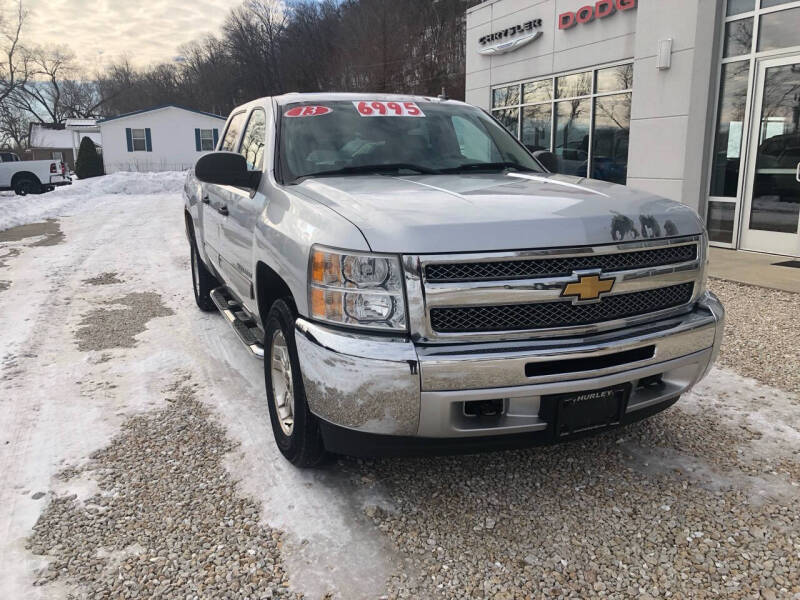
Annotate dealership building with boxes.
[465,0,800,257]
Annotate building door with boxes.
[740,55,800,257]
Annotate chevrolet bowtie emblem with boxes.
[562,274,615,302]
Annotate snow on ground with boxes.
[0,178,396,599]
[0,171,186,231]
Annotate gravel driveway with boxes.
[1,179,798,599]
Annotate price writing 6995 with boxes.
[353,101,425,117]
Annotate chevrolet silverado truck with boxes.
[0,152,71,195]
[183,93,724,467]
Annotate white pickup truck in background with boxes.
[0,152,71,195]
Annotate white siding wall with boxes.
[99,107,225,174]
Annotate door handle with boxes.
[202,195,210,204]
[217,205,229,216]
[796,162,800,183]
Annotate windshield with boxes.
[278,100,544,183]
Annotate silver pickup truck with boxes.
[183,93,724,467]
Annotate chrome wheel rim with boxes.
[270,330,295,436]
[191,248,200,297]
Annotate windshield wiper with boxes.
[440,161,538,174]
[294,163,440,182]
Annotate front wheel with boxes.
[264,299,326,467]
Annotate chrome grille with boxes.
[429,283,694,333]
[425,244,697,282]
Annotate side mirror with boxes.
[195,152,261,189]
[532,150,556,172]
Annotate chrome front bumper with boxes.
[294,291,724,440]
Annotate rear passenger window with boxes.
[220,112,247,152]
[238,109,266,171]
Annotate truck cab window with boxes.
[238,109,266,171]
[221,112,247,152]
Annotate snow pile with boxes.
[0,171,187,232]
[56,171,187,197]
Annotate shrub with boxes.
[75,136,104,179]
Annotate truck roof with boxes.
[271,92,469,107]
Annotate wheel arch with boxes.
[256,261,296,326]
[11,171,41,186]
[184,210,195,243]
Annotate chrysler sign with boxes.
[559,0,636,30]
[478,19,543,56]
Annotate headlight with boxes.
[308,246,407,331]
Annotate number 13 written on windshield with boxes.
[353,101,426,117]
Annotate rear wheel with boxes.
[14,177,41,196]
[264,299,326,468]
[190,240,218,311]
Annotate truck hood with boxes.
[295,172,703,253]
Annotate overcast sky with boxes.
[22,0,243,72]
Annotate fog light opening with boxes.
[463,399,505,418]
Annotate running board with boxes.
[210,287,265,359]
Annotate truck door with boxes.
[202,111,247,274]
[220,106,269,310]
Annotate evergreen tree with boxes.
[75,136,103,179]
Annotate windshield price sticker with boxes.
[353,101,425,117]
[284,106,332,117]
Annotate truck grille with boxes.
[425,244,697,283]
[429,283,694,333]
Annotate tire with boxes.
[264,299,326,467]
[14,177,41,196]
[190,240,218,312]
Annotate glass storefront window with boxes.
[556,71,592,99]
[492,108,520,136]
[596,64,633,93]
[761,0,794,8]
[521,105,552,152]
[553,99,591,177]
[591,93,631,185]
[492,85,520,108]
[709,61,750,197]
[757,6,800,52]
[723,18,753,57]
[522,80,552,104]
[491,63,632,183]
[726,0,754,15]
[707,202,736,243]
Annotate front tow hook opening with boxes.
[463,399,505,418]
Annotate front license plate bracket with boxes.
[540,384,630,438]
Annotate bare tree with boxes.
[0,0,28,104]
[0,100,28,149]
[12,46,78,123]
[95,0,481,118]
